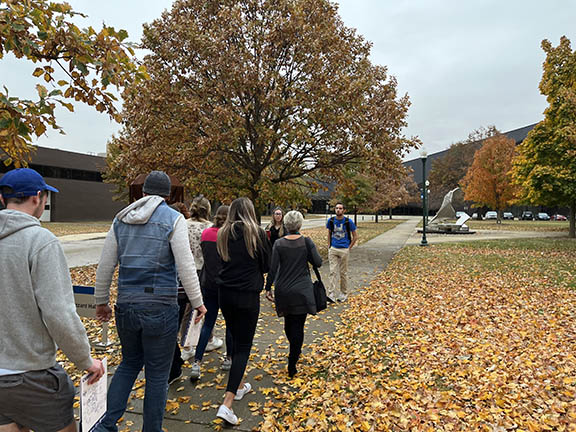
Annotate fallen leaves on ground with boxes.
[466,220,569,232]
[42,221,112,237]
[259,238,576,431]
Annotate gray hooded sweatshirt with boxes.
[0,209,93,371]
[95,195,203,308]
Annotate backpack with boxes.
[327,216,351,241]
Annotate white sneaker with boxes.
[337,294,348,302]
[234,382,252,401]
[206,336,223,352]
[181,347,194,361]
[189,362,201,381]
[217,404,238,425]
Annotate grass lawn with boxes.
[261,237,576,430]
[302,219,405,258]
[41,221,112,237]
[467,219,570,232]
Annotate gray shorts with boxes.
[0,363,75,432]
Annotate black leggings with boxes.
[284,314,307,367]
[220,290,260,394]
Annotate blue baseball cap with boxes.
[0,168,59,198]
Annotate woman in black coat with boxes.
[265,210,322,377]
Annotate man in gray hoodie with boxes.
[94,171,206,432]
[0,168,104,432]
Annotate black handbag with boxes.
[312,266,327,312]
[304,237,327,312]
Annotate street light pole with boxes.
[420,150,428,246]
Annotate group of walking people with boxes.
[0,168,357,431]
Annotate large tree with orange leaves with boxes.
[461,134,517,223]
[105,0,417,213]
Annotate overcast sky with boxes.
[2,0,575,160]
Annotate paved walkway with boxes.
[60,217,333,268]
[95,218,420,431]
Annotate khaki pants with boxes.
[328,247,349,299]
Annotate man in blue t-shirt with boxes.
[326,202,358,302]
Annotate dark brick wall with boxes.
[46,178,126,222]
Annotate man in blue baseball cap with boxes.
[0,168,105,432]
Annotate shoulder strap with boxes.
[304,237,322,282]
[328,216,334,232]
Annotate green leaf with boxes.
[17,121,31,137]
[0,118,12,130]
[117,29,129,41]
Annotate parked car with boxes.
[520,211,534,220]
[552,214,567,221]
[471,212,482,220]
[502,212,514,220]
[484,211,498,220]
[536,212,551,221]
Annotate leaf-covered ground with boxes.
[62,220,401,382]
[259,238,576,431]
[42,221,112,237]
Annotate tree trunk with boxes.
[375,211,378,223]
[354,211,358,225]
[389,207,393,219]
[570,201,575,239]
[249,189,262,224]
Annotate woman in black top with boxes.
[215,197,270,425]
[265,210,322,378]
[265,206,285,246]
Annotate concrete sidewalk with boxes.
[405,227,568,245]
[59,218,332,268]
[91,218,420,431]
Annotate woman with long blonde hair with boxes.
[215,197,270,425]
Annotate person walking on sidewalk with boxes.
[0,168,104,432]
[264,206,286,247]
[179,195,220,376]
[189,205,234,380]
[326,202,358,302]
[265,210,322,377]
[94,171,206,432]
[215,197,271,425]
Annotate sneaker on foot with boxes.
[181,347,194,361]
[327,295,336,304]
[233,382,252,401]
[217,404,238,425]
[221,357,232,371]
[168,372,182,385]
[206,336,223,352]
[337,294,348,302]
[189,362,201,381]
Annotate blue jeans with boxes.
[195,291,233,362]
[96,303,179,432]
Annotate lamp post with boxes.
[420,149,428,246]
